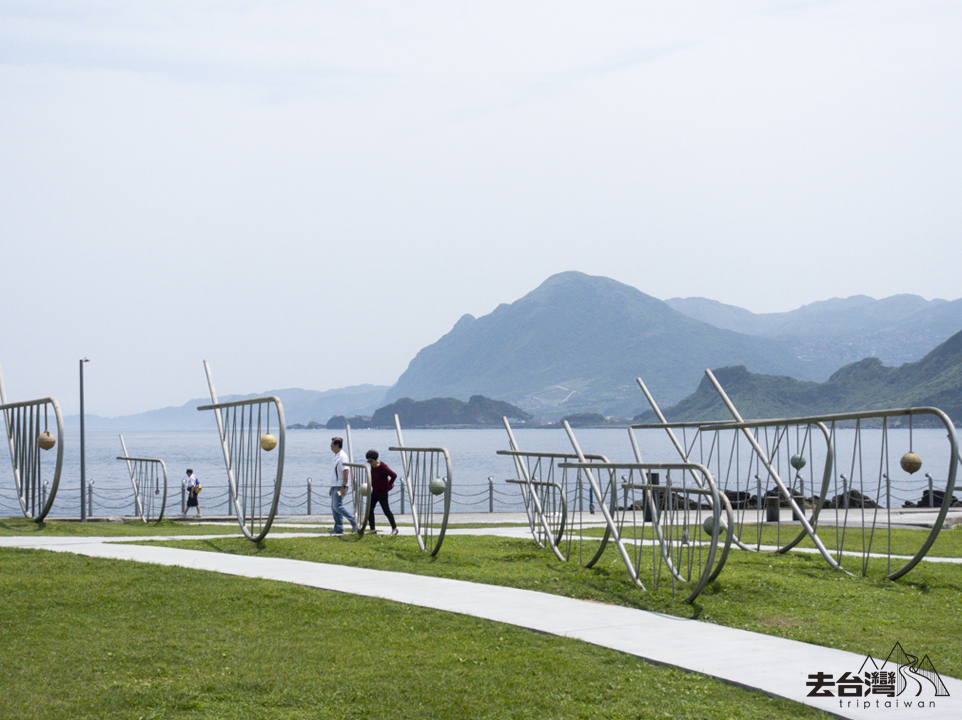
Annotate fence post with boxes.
[488,476,494,513]
[181,479,186,515]
[400,479,405,515]
[41,481,48,509]
[307,477,312,515]
[926,473,934,507]
[755,474,761,518]
[87,481,94,518]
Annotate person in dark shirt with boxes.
[365,449,398,535]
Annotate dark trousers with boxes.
[368,492,396,530]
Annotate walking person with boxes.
[328,437,357,535]
[184,469,201,518]
[365,449,398,536]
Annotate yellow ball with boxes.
[260,433,278,451]
[38,431,56,450]
[900,452,922,474]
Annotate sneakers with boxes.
[351,524,358,534]
[327,529,344,535]
[368,529,378,534]
[391,527,399,536]
[589,504,595,515]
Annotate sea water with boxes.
[0,425,956,519]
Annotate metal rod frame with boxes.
[0,364,64,521]
[198,360,286,542]
[500,416,612,565]
[390,414,452,556]
[558,460,729,603]
[346,461,372,535]
[116,440,168,524]
[633,376,826,564]
[636,371,960,580]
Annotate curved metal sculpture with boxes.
[0,364,64,521]
[346,461,371,535]
[563,422,728,603]
[499,417,614,567]
[633,377,822,564]
[198,360,285,542]
[390,414,451,556]
[635,370,961,580]
[117,434,168,523]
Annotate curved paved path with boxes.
[2,532,960,720]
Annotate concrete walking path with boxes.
[2,530,960,719]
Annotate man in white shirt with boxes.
[328,437,357,534]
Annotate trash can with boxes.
[765,495,780,522]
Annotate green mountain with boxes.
[384,272,820,419]
[666,294,962,378]
[638,329,962,424]
[370,395,531,428]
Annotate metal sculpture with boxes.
[561,422,728,602]
[635,370,960,580]
[499,417,613,565]
[389,414,451,555]
[197,360,286,541]
[347,461,371,535]
[117,434,168,523]
[498,416,728,601]
[633,376,832,562]
[0,364,64,521]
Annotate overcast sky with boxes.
[2,1,960,417]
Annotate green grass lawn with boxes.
[2,516,960,718]
[1,547,829,720]
[150,529,962,679]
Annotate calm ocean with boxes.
[1,425,956,519]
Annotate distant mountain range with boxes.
[69,272,962,428]
[70,385,389,430]
[637,328,962,424]
[666,294,962,377]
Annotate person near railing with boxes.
[327,437,357,535]
[365,449,398,536]
[183,469,202,518]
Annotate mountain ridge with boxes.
[636,328,962,424]
[385,271,823,418]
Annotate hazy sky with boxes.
[2,1,960,417]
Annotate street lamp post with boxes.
[79,358,89,521]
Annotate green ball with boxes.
[702,515,728,536]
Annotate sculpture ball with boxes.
[260,433,278,452]
[900,452,922,474]
[360,482,370,496]
[702,515,728,536]
[38,431,56,450]
[790,454,807,470]
[429,477,447,496]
